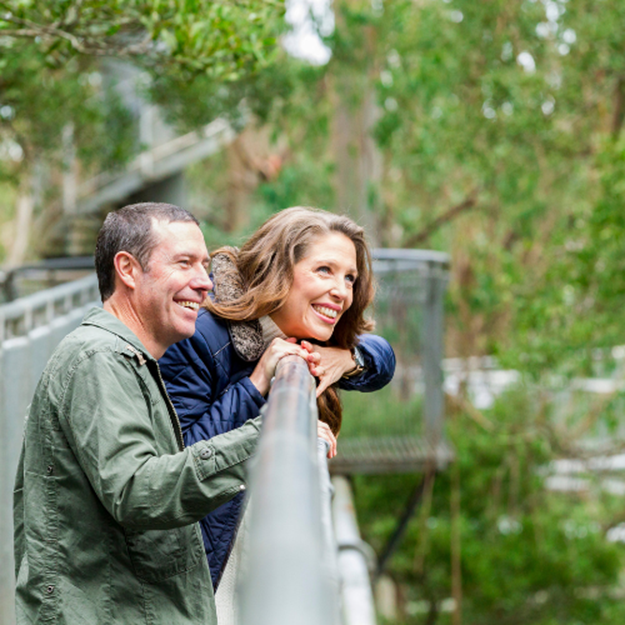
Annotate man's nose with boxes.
[193,265,213,294]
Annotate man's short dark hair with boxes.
[95,202,199,301]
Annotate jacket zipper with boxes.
[152,361,185,452]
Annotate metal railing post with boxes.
[423,262,447,444]
[239,355,340,625]
[332,476,377,625]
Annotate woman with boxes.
[159,206,395,590]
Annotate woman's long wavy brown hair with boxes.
[206,206,376,435]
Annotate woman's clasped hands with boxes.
[301,341,359,397]
[248,337,359,459]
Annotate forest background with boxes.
[3,0,625,623]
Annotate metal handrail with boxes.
[373,247,450,267]
[0,258,95,304]
[0,273,99,342]
[332,476,377,625]
[239,355,340,625]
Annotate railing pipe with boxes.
[239,355,340,625]
[373,247,450,266]
[0,274,98,334]
[332,476,377,625]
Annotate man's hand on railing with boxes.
[317,421,337,459]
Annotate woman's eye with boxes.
[316,266,331,274]
[345,274,356,285]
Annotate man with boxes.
[13,203,261,624]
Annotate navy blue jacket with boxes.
[159,308,395,588]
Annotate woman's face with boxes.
[270,232,358,341]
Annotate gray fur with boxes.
[212,252,265,362]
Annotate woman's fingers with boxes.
[249,339,309,396]
[315,375,332,397]
[306,350,321,365]
[317,421,337,459]
[254,340,354,399]
[306,345,356,394]
[270,338,308,359]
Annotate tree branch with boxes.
[0,11,154,57]
[403,192,479,248]
[0,24,154,58]
[612,75,625,140]
[59,0,86,29]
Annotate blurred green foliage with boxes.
[0,1,284,79]
[0,0,287,262]
[341,385,423,438]
[243,2,625,621]
[350,387,625,624]
[3,0,625,621]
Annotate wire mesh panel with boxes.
[331,249,454,475]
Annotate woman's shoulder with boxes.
[160,309,231,367]
[188,308,237,355]
[194,307,228,336]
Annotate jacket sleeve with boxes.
[58,351,261,531]
[159,324,266,446]
[338,333,396,392]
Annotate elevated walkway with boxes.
[75,117,236,214]
[331,249,452,475]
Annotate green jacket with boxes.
[13,307,261,624]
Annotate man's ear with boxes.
[113,251,142,291]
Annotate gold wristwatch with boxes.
[343,346,366,378]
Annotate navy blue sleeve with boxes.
[338,333,396,392]
[159,315,266,446]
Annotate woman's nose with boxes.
[330,279,348,299]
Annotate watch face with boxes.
[353,346,365,369]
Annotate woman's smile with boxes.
[270,232,358,341]
[311,303,341,322]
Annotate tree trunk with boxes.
[612,75,625,140]
[223,126,282,232]
[330,9,381,243]
[7,175,34,266]
[450,460,463,625]
[62,123,78,215]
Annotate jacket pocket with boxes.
[124,525,202,583]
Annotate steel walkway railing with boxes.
[239,355,341,625]
[239,355,377,625]
[0,275,100,625]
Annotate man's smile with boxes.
[175,300,200,311]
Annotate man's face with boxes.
[133,219,211,355]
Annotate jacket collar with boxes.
[81,307,156,363]
[259,315,287,345]
[211,251,266,362]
